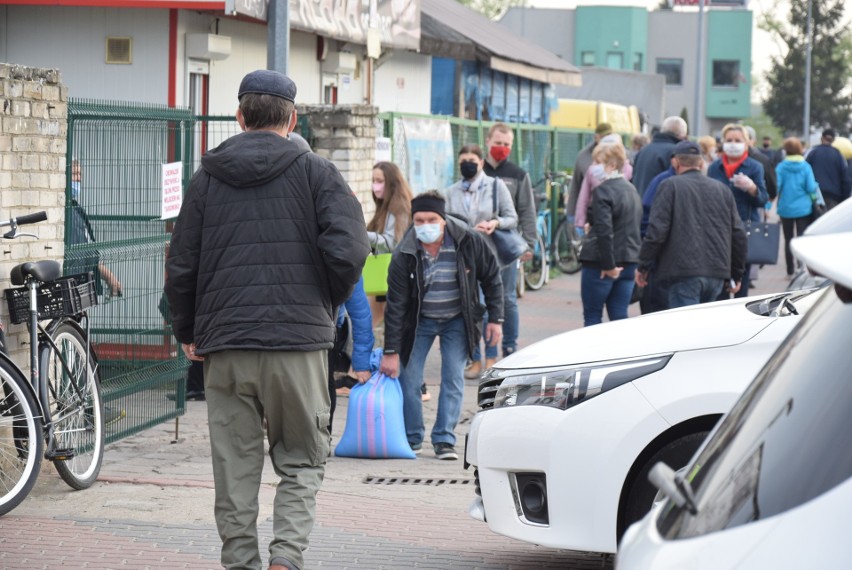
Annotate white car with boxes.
[617,205,852,568]
[465,286,823,554]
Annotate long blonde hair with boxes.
[368,162,414,243]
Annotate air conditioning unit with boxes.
[322,52,357,74]
[186,33,232,61]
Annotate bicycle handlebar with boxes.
[15,211,48,226]
[1,211,47,239]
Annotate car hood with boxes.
[497,296,778,370]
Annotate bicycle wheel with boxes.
[0,359,43,516]
[524,234,548,291]
[553,220,582,275]
[41,321,104,490]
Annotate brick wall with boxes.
[298,104,377,222]
[0,63,67,366]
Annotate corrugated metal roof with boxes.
[420,0,581,85]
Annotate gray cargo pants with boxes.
[204,349,331,570]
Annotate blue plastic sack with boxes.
[334,366,415,460]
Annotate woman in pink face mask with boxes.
[366,162,421,392]
[368,162,414,252]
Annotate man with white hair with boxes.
[631,116,688,197]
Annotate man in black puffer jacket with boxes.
[164,70,369,570]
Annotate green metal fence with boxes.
[67,99,197,443]
[378,112,594,192]
[64,103,593,443]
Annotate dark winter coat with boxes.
[165,130,370,355]
[631,131,681,196]
[579,176,643,270]
[707,155,768,223]
[639,170,747,283]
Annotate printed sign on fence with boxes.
[161,162,183,220]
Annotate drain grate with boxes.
[364,476,473,486]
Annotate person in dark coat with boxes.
[631,116,688,197]
[380,192,503,461]
[164,70,369,570]
[578,142,642,326]
[806,128,851,210]
[637,141,748,309]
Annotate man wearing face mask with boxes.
[481,123,534,363]
[66,159,123,298]
[380,191,503,461]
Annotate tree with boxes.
[762,0,852,136]
[456,0,527,20]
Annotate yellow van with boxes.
[550,98,641,135]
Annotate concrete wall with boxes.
[300,104,377,220]
[648,11,697,131]
[0,63,66,367]
[499,8,575,64]
[0,6,169,104]
[1,5,431,116]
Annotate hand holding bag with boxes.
[745,220,781,265]
[335,348,415,459]
[489,179,527,267]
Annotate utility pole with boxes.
[693,0,706,135]
[268,0,289,75]
[803,0,813,142]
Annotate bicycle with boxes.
[547,172,583,275]
[523,192,550,291]
[0,211,103,516]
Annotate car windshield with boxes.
[657,283,852,540]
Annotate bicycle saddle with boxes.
[10,260,62,286]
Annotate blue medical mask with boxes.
[415,223,443,244]
[70,181,81,200]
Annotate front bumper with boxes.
[466,382,668,553]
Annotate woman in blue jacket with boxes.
[776,137,820,277]
[707,123,768,298]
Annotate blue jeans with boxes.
[581,264,637,327]
[666,276,724,309]
[473,263,517,360]
[400,315,467,447]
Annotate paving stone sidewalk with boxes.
[0,253,792,569]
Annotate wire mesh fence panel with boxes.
[67,99,194,442]
[554,130,591,173]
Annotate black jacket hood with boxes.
[201,130,308,188]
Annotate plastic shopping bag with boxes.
[334,369,415,460]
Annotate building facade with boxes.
[501,5,753,136]
[0,2,432,116]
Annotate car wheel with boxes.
[618,431,708,539]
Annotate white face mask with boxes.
[723,142,746,157]
[414,223,443,244]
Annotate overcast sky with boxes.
[526,0,786,101]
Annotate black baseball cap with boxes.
[672,140,701,156]
[238,70,296,102]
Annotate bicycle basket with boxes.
[5,272,98,324]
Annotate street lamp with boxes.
[803,0,813,141]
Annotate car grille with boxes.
[478,374,502,410]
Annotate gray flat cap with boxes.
[238,70,296,102]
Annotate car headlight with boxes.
[478,355,671,411]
